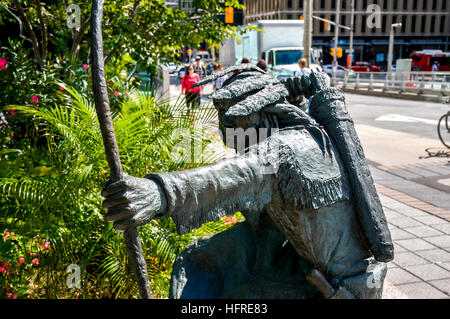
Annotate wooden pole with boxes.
[91,0,153,299]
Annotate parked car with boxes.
[177,66,187,85]
[162,62,178,74]
[322,64,353,78]
[351,61,381,72]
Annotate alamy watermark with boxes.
[66,4,81,30]
[66,264,81,289]
[170,126,281,175]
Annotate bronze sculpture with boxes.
[102,64,394,299]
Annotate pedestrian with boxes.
[182,64,202,109]
[432,61,441,72]
[256,59,267,72]
[194,56,207,80]
[294,58,311,77]
[212,64,227,91]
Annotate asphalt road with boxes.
[345,93,449,141]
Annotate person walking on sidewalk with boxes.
[194,56,207,80]
[212,64,227,91]
[182,64,202,109]
[294,58,311,77]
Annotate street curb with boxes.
[340,88,445,103]
[375,183,450,222]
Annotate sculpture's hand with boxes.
[281,76,312,103]
[308,71,331,96]
[281,71,332,101]
[102,174,167,232]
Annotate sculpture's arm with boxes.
[102,149,276,235]
[146,152,275,235]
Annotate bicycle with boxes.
[437,97,450,149]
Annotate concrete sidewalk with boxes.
[375,170,450,299]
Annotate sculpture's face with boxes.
[218,110,268,153]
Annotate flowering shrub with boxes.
[0,231,52,299]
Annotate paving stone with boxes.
[384,209,405,220]
[406,264,450,281]
[390,169,422,180]
[405,225,444,238]
[421,165,450,176]
[429,279,450,294]
[431,223,450,234]
[388,205,429,218]
[413,215,447,225]
[395,282,450,299]
[439,263,450,271]
[390,228,416,240]
[424,235,450,249]
[405,167,440,178]
[387,262,398,269]
[396,238,437,251]
[385,268,421,285]
[394,243,407,253]
[416,249,450,263]
[392,252,430,267]
[389,216,423,228]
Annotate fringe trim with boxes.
[171,183,273,235]
[275,144,350,210]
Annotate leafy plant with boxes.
[0,83,242,298]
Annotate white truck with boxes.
[219,20,322,79]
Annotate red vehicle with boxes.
[351,61,381,72]
[410,50,450,71]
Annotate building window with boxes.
[413,0,418,10]
[440,15,446,33]
[432,0,437,10]
[383,0,388,10]
[430,16,436,33]
[361,15,366,33]
[331,0,336,9]
[411,15,416,33]
[363,0,367,10]
[299,0,303,9]
[287,14,293,19]
[403,0,408,10]
[382,15,387,33]
[393,0,398,10]
[288,0,292,9]
[341,15,346,34]
[330,15,335,32]
[422,1,427,9]
[320,0,325,9]
[421,15,426,33]
[443,0,447,10]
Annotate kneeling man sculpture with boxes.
[102,65,394,299]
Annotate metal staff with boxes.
[91,0,153,299]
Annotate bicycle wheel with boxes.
[437,113,450,149]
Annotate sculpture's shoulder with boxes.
[264,128,351,210]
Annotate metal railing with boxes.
[332,71,450,97]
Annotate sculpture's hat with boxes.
[191,64,290,117]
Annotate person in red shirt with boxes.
[181,65,202,109]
